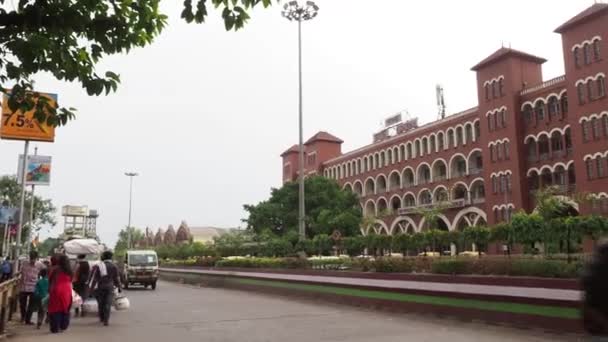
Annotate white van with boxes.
[121,250,159,290]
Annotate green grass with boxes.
[232,278,579,319]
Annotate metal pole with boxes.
[297,18,306,241]
[26,147,37,253]
[127,175,134,250]
[16,140,29,268]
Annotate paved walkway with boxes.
[162,268,582,301]
[9,281,581,342]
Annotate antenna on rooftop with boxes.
[436,84,446,120]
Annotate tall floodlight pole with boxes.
[282,1,319,242]
[125,172,138,249]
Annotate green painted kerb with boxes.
[232,278,580,320]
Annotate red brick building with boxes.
[281,4,608,238]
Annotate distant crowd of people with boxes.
[2,250,121,334]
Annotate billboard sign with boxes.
[17,155,52,186]
[1,91,57,142]
[61,205,89,217]
[384,113,402,127]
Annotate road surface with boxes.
[12,281,581,342]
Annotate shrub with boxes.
[372,257,414,273]
[430,259,469,275]
[215,257,309,269]
[510,259,582,278]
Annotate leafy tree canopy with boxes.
[37,237,61,257]
[0,0,275,126]
[114,226,144,256]
[0,175,56,235]
[243,176,362,238]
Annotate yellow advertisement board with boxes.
[1,91,57,142]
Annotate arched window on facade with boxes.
[523,104,533,124]
[583,121,591,142]
[488,114,495,131]
[490,144,496,162]
[598,76,606,98]
[593,117,602,139]
[587,159,595,180]
[597,156,605,178]
[499,78,504,96]
[492,81,497,98]
[588,80,595,101]
[497,143,503,160]
[447,130,454,149]
[527,139,537,161]
[485,84,490,101]
[474,121,481,140]
[584,43,592,65]
[565,127,573,151]
[465,125,473,144]
[551,131,563,156]
[437,132,445,150]
[456,126,464,146]
[578,83,586,104]
[504,141,510,159]
[535,101,545,122]
[538,135,550,160]
[548,96,560,119]
[422,137,429,156]
[594,39,601,62]
[500,109,507,127]
[574,47,581,67]
[561,94,568,115]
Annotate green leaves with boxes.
[243,176,363,239]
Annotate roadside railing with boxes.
[0,277,20,338]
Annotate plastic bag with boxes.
[71,290,83,309]
[82,298,98,313]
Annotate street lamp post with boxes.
[125,172,138,249]
[282,0,319,242]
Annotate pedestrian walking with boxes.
[48,254,73,333]
[89,251,121,326]
[33,268,49,329]
[583,242,608,340]
[72,254,90,317]
[19,251,42,325]
[0,257,11,283]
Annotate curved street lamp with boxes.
[282,1,319,242]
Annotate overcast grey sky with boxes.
[0,0,593,247]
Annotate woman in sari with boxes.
[47,254,73,333]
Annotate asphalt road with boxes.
[12,281,582,342]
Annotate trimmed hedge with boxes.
[160,256,584,279]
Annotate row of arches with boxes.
[489,139,511,163]
[363,207,488,235]
[361,178,485,217]
[522,90,569,125]
[572,36,601,67]
[487,106,507,131]
[343,150,483,196]
[525,126,572,161]
[580,112,608,143]
[591,192,608,214]
[527,161,576,194]
[324,120,481,181]
[584,152,608,180]
[576,73,606,104]
[484,76,504,101]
